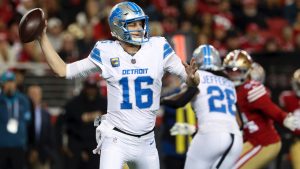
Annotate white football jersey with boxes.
[192,70,241,135]
[88,37,186,134]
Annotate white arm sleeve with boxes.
[66,58,101,79]
[164,53,187,82]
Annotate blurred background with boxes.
[0,0,299,169]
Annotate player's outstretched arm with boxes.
[37,22,66,77]
[251,92,300,131]
[160,86,199,108]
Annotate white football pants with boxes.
[99,129,159,169]
[184,132,243,169]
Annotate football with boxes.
[19,8,45,43]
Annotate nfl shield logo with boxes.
[110,57,120,67]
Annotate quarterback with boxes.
[36,1,199,169]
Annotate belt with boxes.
[113,127,154,138]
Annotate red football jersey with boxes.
[279,90,300,112]
[237,80,288,146]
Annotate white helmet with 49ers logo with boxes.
[223,49,253,86]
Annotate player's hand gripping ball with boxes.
[19,8,45,43]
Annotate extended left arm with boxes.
[251,94,300,131]
[161,86,199,108]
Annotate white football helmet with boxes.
[192,44,222,71]
[108,2,149,45]
[223,49,253,86]
[292,69,300,97]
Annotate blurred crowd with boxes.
[0,71,108,169]
[2,0,300,73]
[1,0,300,169]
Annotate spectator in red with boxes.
[215,0,234,29]
[84,0,111,41]
[293,12,300,36]
[263,37,281,54]
[240,23,265,54]
[162,6,179,34]
[19,42,43,62]
[281,25,295,52]
[0,0,14,31]
[197,0,219,15]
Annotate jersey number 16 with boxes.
[119,76,153,109]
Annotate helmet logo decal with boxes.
[110,8,122,26]
[192,44,222,71]
[203,45,212,67]
[127,2,142,15]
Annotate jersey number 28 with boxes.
[207,85,236,115]
[119,76,153,109]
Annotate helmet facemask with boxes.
[123,17,149,45]
[225,66,251,86]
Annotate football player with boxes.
[223,50,300,169]
[36,2,199,169]
[161,44,243,169]
[279,68,300,169]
